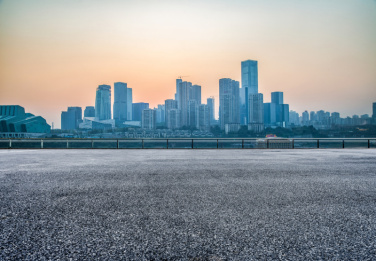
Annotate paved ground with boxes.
[0,149,376,260]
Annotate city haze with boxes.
[0,0,375,128]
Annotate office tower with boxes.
[207,97,215,124]
[177,81,192,127]
[188,100,199,129]
[132,103,149,121]
[127,88,132,120]
[190,85,201,104]
[156,105,165,124]
[302,111,309,125]
[61,107,82,130]
[271,92,283,105]
[175,78,183,105]
[95,84,111,120]
[113,82,128,123]
[165,99,178,129]
[198,104,210,131]
[289,110,300,126]
[167,109,181,129]
[263,103,276,126]
[241,60,258,124]
[270,91,289,126]
[84,106,95,117]
[248,93,264,132]
[142,109,156,129]
[219,78,240,130]
[309,111,317,124]
[61,111,75,130]
[331,112,340,125]
[373,103,376,124]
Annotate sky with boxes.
[0,0,375,128]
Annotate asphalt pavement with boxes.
[1,149,376,260]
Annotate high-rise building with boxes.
[61,107,82,130]
[373,102,376,124]
[263,103,276,126]
[127,88,133,120]
[248,93,264,132]
[188,100,199,129]
[177,81,192,127]
[84,106,95,117]
[264,91,289,127]
[241,60,258,124]
[271,92,283,105]
[132,103,149,121]
[167,109,180,129]
[198,104,210,131]
[190,85,201,104]
[95,85,111,120]
[156,105,165,124]
[302,111,309,125]
[61,111,75,130]
[175,78,183,105]
[142,109,156,129]
[219,78,240,130]
[113,82,128,123]
[289,110,300,126]
[207,97,215,124]
[165,99,178,129]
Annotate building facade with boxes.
[95,85,111,120]
[132,102,149,121]
[84,106,95,117]
[248,93,264,132]
[241,60,258,124]
[219,78,240,130]
[142,109,156,129]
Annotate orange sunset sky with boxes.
[0,0,375,128]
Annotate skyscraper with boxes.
[219,78,240,130]
[127,88,133,120]
[165,99,178,129]
[175,78,182,104]
[156,104,165,124]
[271,92,283,105]
[84,106,95,117]
[263,103,276,126]
[190,85,201,104]
[113,82,128,123]
[177,81,192,127]
[61,107,82,130]
[142,109,156,129]
[188,100,199,129]
[241,60,258,124]
[198,104,210,131]
[95,85,111,120]
[373,102,376,121]
[248,93,264,132]
[207,97,215,124]
[132,102,149,121]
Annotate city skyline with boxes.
[0,0,376,128]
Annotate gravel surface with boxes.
[1,149,376,260]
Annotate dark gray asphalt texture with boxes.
[1,149,376,260]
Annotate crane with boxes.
[177,75,190,79]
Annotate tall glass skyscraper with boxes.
[241,60,258,124]
[95,85,111,120]
[113,82,128,123]
[177,81,192,127]
[207,97,215,124]
[219,78,240,130]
